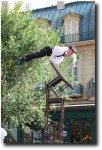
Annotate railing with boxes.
[60,31,95,43]
[68,83,83,96]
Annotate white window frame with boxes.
[63,13,80,42]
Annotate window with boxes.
[34,18,51,29]
[70,119,94,144]
[63,13,80,43]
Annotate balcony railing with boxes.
[60,31,95,43]
[68,84,83,97]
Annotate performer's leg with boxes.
[17,46,52,65]
[24,46,52,62]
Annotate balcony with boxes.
[60,31,95,43]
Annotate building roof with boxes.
[31,1,95,33]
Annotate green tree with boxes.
[1,2,60,130]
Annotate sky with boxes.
[3,0,101,10]
[23,0,76,10]
[4,0,78,10]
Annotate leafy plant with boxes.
[1,2,60,130]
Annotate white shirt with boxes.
[49,46,77,66]
[1,128,7,143]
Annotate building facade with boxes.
[32,1,95,99]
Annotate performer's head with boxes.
[67,45,76,56]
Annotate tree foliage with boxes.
[1,2,60,130]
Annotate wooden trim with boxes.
[63,39,95,47]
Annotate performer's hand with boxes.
[72,64,76,69]
[17,57,25,66]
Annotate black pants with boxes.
[24,46,53,62]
